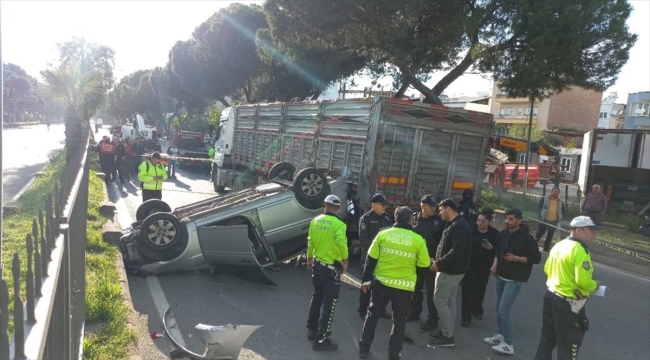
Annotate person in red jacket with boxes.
[123,139,136,181]
[98,136,117,184]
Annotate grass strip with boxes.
[82,149,136,359]
[482,187,650,250]
[1,150,66,335]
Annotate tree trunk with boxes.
[310,89,324,101]
[405,74,443,105]
[393,80,411,99]
[218,97,231,107]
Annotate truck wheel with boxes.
[293,168,330,206]
[269,162,296,180]
[136,199,172,221]
[138,213,186,255]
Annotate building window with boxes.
[629,102,650,117]
[560,158,572,173]
[500,107,513,117]
[517,108,523,117]
[524,106,539,116]
[495,125,509,135]
[518,153,526,163]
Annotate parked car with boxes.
[120,164,351,279]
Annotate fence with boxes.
[0,130,90,359]
[500,182,583,214]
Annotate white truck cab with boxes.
[213,107,237,192]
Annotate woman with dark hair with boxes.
[461,208,499,327]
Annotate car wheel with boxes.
[136,199,172,222]
[269,162,296,180]
[138,212,184,253]
[293,168,330,206]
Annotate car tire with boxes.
[269,162,296,181]
[138,213,186,255]
[136,199,172,222]
[293,168,330,207]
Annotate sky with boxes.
[2,0,649,102]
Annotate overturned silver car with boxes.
[120,165,351,277]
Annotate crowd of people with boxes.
[96,135,143,185]
[306,189,600,360]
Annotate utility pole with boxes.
[523,95,535,196]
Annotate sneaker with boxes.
[429,334,455,347]
[427,330,442,340]
[307,329,317,341]
[492,343,515,355]
[474,314,483,320]
[483,334,504,345]
[313,338,338,351]
[461,319,470,327]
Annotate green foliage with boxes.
[265,0,636,105]
[3,63,64,122]
[1,150,66,335]
[83,153,136,360]
[508,123,545,142]
[482,0,637,99]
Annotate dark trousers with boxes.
[534,291,587,360]
[99,157,114,183]
[360,281,411,360]
[582,210,603,226]
[536,220,559,250]
[358,246,371,314]
[307,262,341,341]
[142,189,162,202]
[461,266,491,322]
[409,271,438,322]
[114,160,125,182]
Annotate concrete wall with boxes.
[547,87,602,131]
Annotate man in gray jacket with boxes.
[536,187,564,252]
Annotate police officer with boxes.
[359,207,431,360]
[407,195,445,332]
[358,193,393,319]
[458,189,480,225]
[306,195,349,351]
[534,216,602,360]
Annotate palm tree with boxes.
[40,65,104,158]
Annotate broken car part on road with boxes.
[164,306,262,360]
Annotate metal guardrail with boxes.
[0,130,90,359]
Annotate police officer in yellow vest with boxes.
[138,152,168,202]
[359,206,431,360]
[534,216,602,360]
[306,195,349,351]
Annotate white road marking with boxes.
[594,261,650,282]
[108,184,187,347]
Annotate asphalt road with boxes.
[102,130,650,360]
[2,123,66,206]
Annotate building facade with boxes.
[598,92,626,129]
[490,83,602,134]
[623,92,650,129]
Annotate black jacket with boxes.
[435,215,471,275]
[469,225,499,269]
[413,212,446,256]
[359,210,393,248]
[494,224,542,282]
[459,189,480,225]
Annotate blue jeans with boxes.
[167,160,177,177]
[495,276,523,345]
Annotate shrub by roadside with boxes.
[82,150,136,359]
[1,150,66,335]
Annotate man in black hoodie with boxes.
[427,198,471,348]
[406,195,446,332]
[483,208,541,356]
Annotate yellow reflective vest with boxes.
[138,160,168,190]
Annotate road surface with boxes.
[101,130,650,360]
[2,124,66,206]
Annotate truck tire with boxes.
[137,213,187,259]
[293,168,330,207]
[136,199,172,221]
[269,162,296,180]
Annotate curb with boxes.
[99,182,142,358]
